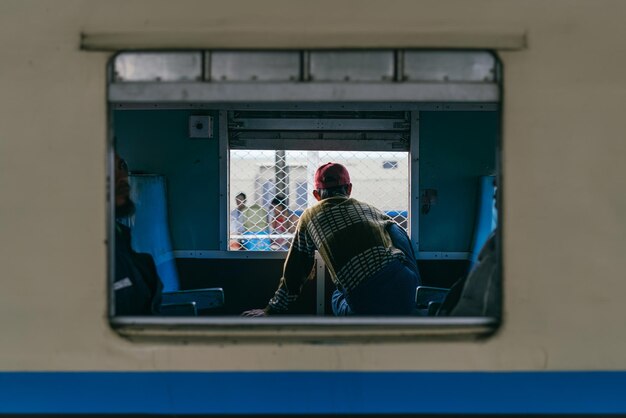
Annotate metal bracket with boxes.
[189,115,213,138]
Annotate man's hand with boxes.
[241,308,269,317]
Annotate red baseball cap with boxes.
[314,162,351,189]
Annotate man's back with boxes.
[290,196,405,294]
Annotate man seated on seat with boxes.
[242,162,421,316]
[451,230,500,317]
[436,230,500,317]
[113,153,162,315]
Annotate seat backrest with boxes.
[123,174,181,292]
[468,175,496,271]
[415,286,449,309]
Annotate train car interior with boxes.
[110,50,501,321]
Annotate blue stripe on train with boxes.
[1,371,626,414]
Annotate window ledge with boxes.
[111,316,499,343]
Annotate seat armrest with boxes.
[415,286,450,308]
[160,302,197,316]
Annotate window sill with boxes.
[110,316,499,343]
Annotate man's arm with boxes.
[242,216,316,316]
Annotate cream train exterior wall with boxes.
[0,0,625,370]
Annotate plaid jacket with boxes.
[267,196,405,313]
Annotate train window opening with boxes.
[229,149,409,252]
[108,49,502,339]
[225,107,415,256]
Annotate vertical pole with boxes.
[315,251,326,315]
[409,111,420,257]
[275,150,289,205]
[219,110,229,251]
[202,51,212,81]
[307,151,320,208]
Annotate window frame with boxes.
[107,49,502,342]
[224,111,415,255]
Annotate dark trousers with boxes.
[332,223,421,316]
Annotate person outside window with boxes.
[231,192,271,251]
[269,194,298,251]
[230,192,247,250]
[242,162,421,316]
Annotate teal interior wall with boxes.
[419,111,499,252]
[114,110,220,250]
[113,109,497,253]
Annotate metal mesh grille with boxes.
[229,150,409,251]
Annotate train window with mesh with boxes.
[229,142,410,252]
[108,49,502,339]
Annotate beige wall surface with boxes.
[0,0,625,371]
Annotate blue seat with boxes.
[124,174,181,292]
[469,175,496,271]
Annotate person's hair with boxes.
[236,192,246,200]
[318,185,350,199]
[271,194,287,207]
